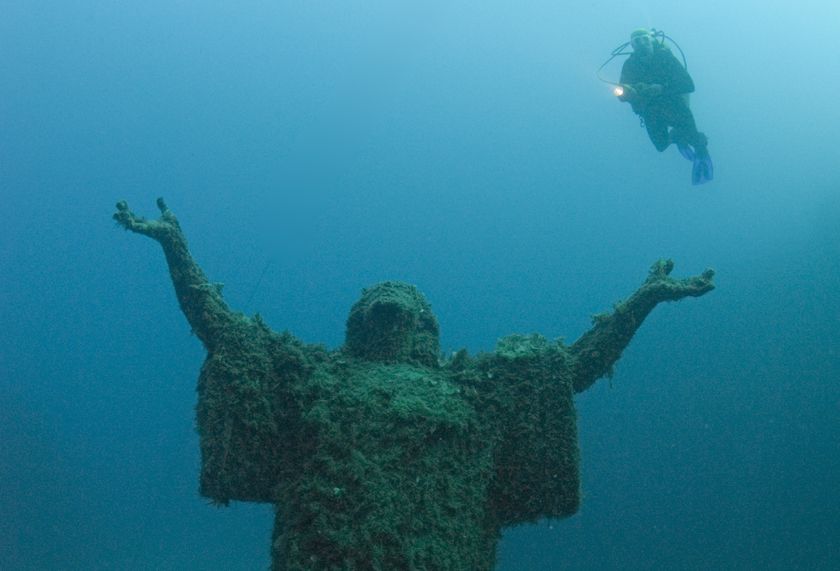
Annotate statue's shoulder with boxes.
[463,334,573,397]
[494,333,557,358]
[491,334,570,373]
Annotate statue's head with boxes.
[344,282,440,367]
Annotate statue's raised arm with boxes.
[115,198,312,505]
[570,259,715,393]
[114,198,234,350]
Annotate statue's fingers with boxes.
[648,258,675,279]
[687,273,715,295]
[113,201,156,235]
[113,201,137,230]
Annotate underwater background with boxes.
[2,1,838,569]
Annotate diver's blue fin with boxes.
[677,142,695,161]
[691,153,714,185]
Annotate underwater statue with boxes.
[114,198,715,570]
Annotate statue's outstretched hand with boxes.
[113,197,235,347]
[114,197,180,243]
[642,259,715,301]
[571,259,715,393]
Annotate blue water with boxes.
[2,2,838,569]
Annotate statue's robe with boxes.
[197,322,579,571]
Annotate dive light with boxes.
[613,85,624,97]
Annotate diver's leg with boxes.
[644,114,671,152]
[670,103,708,156]
[667,103,713,183]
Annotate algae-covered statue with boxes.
[114,198,715,570]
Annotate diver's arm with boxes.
[617,60,638,102]
[569,260,714,394]
[113,198,236,351]
[618,57,636,86]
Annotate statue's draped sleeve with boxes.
[475,261,713,526]
[478,334,580,526]
[113,199,314,504]
[196,320,314,504]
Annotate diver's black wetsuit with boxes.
[619,44,706,153]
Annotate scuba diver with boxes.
[604,28,713,185]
